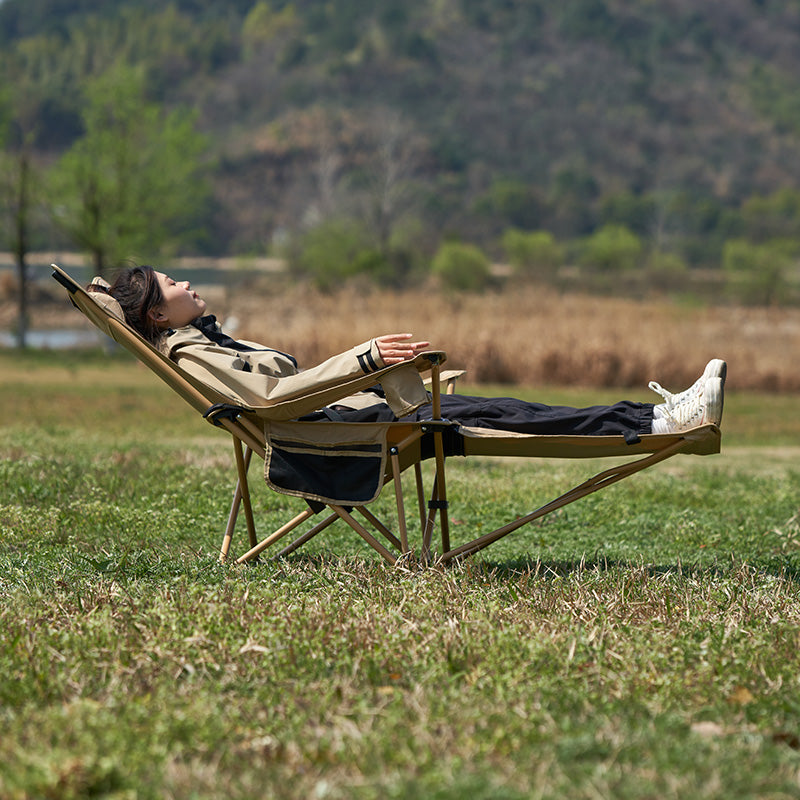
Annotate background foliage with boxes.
[2,0,800,292]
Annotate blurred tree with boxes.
[599,191,656,238]
[0,0,252,46]
[358,110,423,260]
[1,32,83,149]
[241,1,300,60]
[5,0,800,270]
[49,64,211,276]
[748,63,800,136]
[647,190,742,267]
[555,0,614,41]
[547,165,598,236]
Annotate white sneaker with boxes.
[653,374,725,433]
[648,359,727,409]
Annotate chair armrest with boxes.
[423,368,466,396]
[245,351,448,421]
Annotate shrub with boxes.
[502,229,563,277]
[291,219,376,289]
[474,179,542,230]
[431,241,491,291]
[646,250,688,274]
[644,250,690,292]
[599,191,656,237]
[722,238,790,305]
[580,224,643,271]
[741,188,800,242]
[241,2,299,59]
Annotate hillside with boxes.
[2,0,800,264]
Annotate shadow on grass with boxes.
[269,548,800,585]
[465,554,800,584]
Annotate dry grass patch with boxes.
[226,283,800,393]
[20,279,800,392]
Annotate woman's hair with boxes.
[88,264,164,345]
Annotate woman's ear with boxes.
[148,307,169,327]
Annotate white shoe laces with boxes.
[648,377,704,410]
[648,381,675,406]
[660,392,705,428]
[649,377,707,431]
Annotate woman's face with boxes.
[152,272,207,329]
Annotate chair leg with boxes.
[424,362,451,557]
[415,462,426,534]
[433,430,451,554]
[233,440,257,548]
[391,452,410,554]
[277,511,340,558]
[235,507,319,564]
[219,443,254,562]
[420,452,452,561]
[421,478,439,562]
[356,506,403,551]
[219,483,241,562]
[331,505,398,565]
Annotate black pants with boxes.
[321,393,655,438]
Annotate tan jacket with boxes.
[166,318,430,418]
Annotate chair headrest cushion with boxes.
[88,277,125,322]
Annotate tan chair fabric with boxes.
[460,423,720,459]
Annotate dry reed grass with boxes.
[226,282,800,393]
[14,277,798,392]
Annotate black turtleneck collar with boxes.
[179,315,298,366]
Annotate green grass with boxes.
[2,349,800,799]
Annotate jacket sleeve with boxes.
[170,336,386,409]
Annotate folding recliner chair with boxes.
[52,264,721,566]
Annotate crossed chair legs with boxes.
[217,424,691,566]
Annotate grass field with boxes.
[2,348,800,799]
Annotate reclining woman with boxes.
[89,265,726,439]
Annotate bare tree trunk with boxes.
[14,253,28,349]
[92,247,104,277]
[367,110,420,259]
[89,186,105,278]
[14,150,30,349]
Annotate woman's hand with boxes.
[375,333,431,364]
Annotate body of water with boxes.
[1,254,285,349]
[0,328,104,349]
[0,258,281,288]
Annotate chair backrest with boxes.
[52,264,230,416]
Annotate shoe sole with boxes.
[704,358,727,385]
[703,376,724,426]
